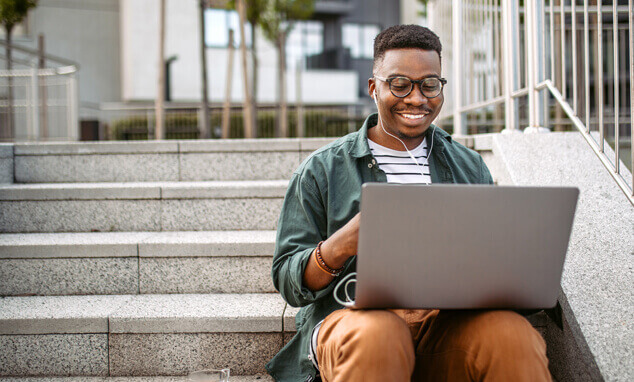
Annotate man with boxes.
[266,25,550,381]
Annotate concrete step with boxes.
[0,294,298,377]
[0,231,276,296]
[0,181,287,233]
[0,377,272,381]
[7,138,333,183]
[0,293,551,378]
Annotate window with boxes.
[343,23,380,59]
[205,9,252,48]
[286,21,323,66]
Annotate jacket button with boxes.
[368,163,373,168]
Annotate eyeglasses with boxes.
[374,76,447,98]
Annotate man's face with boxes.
[368,48,444,149]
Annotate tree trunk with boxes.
[222,30,235,139]
[199,0,211,138]
[237,0,255,138]
[250,25,258,135]
[277,31,287,138]
[38,34,48,139]
[6,27,14,140]
[155,0,166,139]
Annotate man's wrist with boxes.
[320,239,352,269]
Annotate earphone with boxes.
[372,89,435,179]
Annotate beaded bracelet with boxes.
[314,241,344,277]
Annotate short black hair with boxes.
[373,24,442,70]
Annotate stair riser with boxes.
[14,152,302,183]
[0,257,275,296]
[0,199,283,233]
[0,333,288,377]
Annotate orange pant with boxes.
[316,308,550,382]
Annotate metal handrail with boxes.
[539,80,634,205]
[432,0,633,205]
[0,40,79,68]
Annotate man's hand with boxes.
[321,212,360,267]
[303,213,360,292]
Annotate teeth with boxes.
[401,113,427,120]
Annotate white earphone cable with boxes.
[374,90,435,179]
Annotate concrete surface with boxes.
[493,132,634,380]
[12,138,332,183]
[15,155,180,183]
[0,295,133,334]
[0,258,138,296]
[139,257,274,294]
[0,334,108,376]
[0,144,13,184]
[109,333,281,376]
[109,294,285,334]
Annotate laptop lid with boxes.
[353,183,579,310]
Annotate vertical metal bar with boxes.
[630,0,633,193]
[517,0,524,89]
[561,0,567,99]
[25,73,32,139]
[452,0,465,135]
[502,0,516,131]
[31,65,40,140]
[583,0,590,132]
[492,0,497,98]
[487,0,491,99]
[550,0,555,81]
[612,0,619,173]
[598,0,604,151]
[526,0,538,129]
[537,0,546,128]
[540,0,547,82]
[572,0,578,114]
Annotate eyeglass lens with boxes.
[390,77,442,98]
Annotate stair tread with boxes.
[0,180,289,201]
[0,231,276,258]
[0,294,291,335]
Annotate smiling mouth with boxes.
[398,112,429,120]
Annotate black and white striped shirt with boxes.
[368,138,432,184]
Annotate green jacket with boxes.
[266,113,494,381]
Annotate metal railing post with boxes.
[30,64,40,140]
[597,0,604,152]
[68,74,79,141]
[525,0,549,133]
[612,0,619,173]
[452,0,466,135]
[501,0,519,133]
[630,0,633,196]
[583,0,590,132]
[572,0,578,114]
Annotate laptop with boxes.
[352,183,579,310]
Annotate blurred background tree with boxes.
[0,0,37,138]
[258,0,314,137]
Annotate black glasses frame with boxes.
[374,76,447,98]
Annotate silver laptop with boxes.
[352,183,579,310]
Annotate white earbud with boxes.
[373,90,377,105]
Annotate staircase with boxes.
[2,134,628,381]
[0,138,332,379]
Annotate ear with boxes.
[368,77,376,99]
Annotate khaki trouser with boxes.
[316,308,551,382]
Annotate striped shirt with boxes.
[368,138,432,184]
